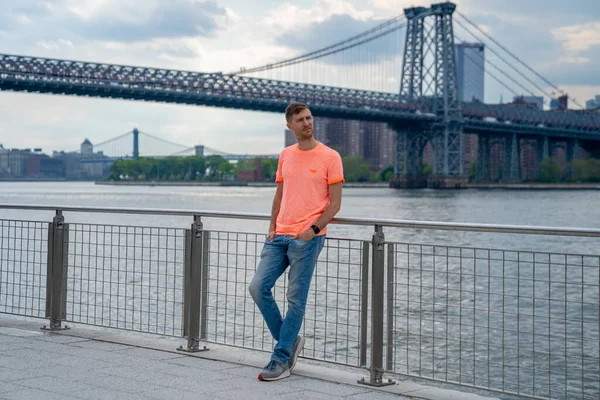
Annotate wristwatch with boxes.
[311,225,321,235]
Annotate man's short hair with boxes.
[285,102,309,123]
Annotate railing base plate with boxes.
[41,324,70,331]
[357,377,396,387]
[177,345,209,353]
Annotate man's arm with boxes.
[295,182,342,240]
[267,182,284,241]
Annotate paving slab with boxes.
[0,315,502,400]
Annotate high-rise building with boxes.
[586,95,600,110]
[285,117,396,171]
[362,122,396,171]
[325,119,361,156]
[284,129,296,147]
[0,145,8,176]
[455,43,485,103]
[550,95,569,111]
[81,139,93,156]
[513,96,544,110]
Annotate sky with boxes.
[0,0,598,156]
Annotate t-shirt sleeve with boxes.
[275,154,284,183]
[327,151,344,185]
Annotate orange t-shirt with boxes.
[275,142,344,236]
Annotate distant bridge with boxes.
[88,128,278,161]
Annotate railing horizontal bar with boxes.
[2,204,600,237]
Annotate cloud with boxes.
[68,0,227,42]
[552,22,600,52]
[36,39,74,51]
[264,0,402,67]
[276,14,386,62]
[100,37,207,59]
[225,7,241,23]
[370,0,464,13]
[265,0,374,32]
[557,56,591,65]
[460,0,600,21]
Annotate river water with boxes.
[1,182,598,399]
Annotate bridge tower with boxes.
[392,2,465,188]
[133,128,139,159]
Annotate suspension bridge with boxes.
[90,128,278,161]
[1,2,599,187]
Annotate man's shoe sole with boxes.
[289,336,306,371]
[258,369,291,381]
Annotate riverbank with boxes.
[95,180,391,188]
[94,180,600,190]
[468,183,600,190]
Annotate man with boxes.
[249,102,344,381]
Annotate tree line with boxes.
[466,158,600,183]
[108,156,278,182]
[107,155,395,182]
[109,155,600,184]
[536,158,600,183]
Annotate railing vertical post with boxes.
[359,225,394,386]
[387,243,395,371]
[178,215,208,352]
[359,241,370,367]
[42,210,70,331]
[200,229,210,341]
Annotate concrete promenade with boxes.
[0,316,498,400]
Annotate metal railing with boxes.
[1,204,599,399]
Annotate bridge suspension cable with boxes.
[94,131,133,148]
[169,148,195,157]
[137,131,191,151]
[455,12,584,109]
[456,12,569,97]
[231,14,407,93]
[451,29,528,99]
[453,17,555,102]
[230,14,406,75]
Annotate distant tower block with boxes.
[133,128,139,159]
[195,145,205,157]
[81,138,93,156]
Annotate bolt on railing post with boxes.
[178,215,208,352]
[359,224,395,387]
[42,210,70,331]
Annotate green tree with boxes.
[261,158,279,181]
[342,156,374,182]
[497,165,504,182]
[137,158,154,180]
[188,156,206,180]
[379,166,394,182]
[109,159,127,180]
[537,158,562,183]
[469,161,477,181]
[571,159,600,182]
[217,160,235,179]
[205,155,226,180]
[422,163,433,177]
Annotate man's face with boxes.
[287,108,313,140]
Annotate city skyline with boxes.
[0,0,598,155]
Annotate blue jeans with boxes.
[249,234,325,364]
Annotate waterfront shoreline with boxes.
[94,180,390,188]
[93,180,600,189]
